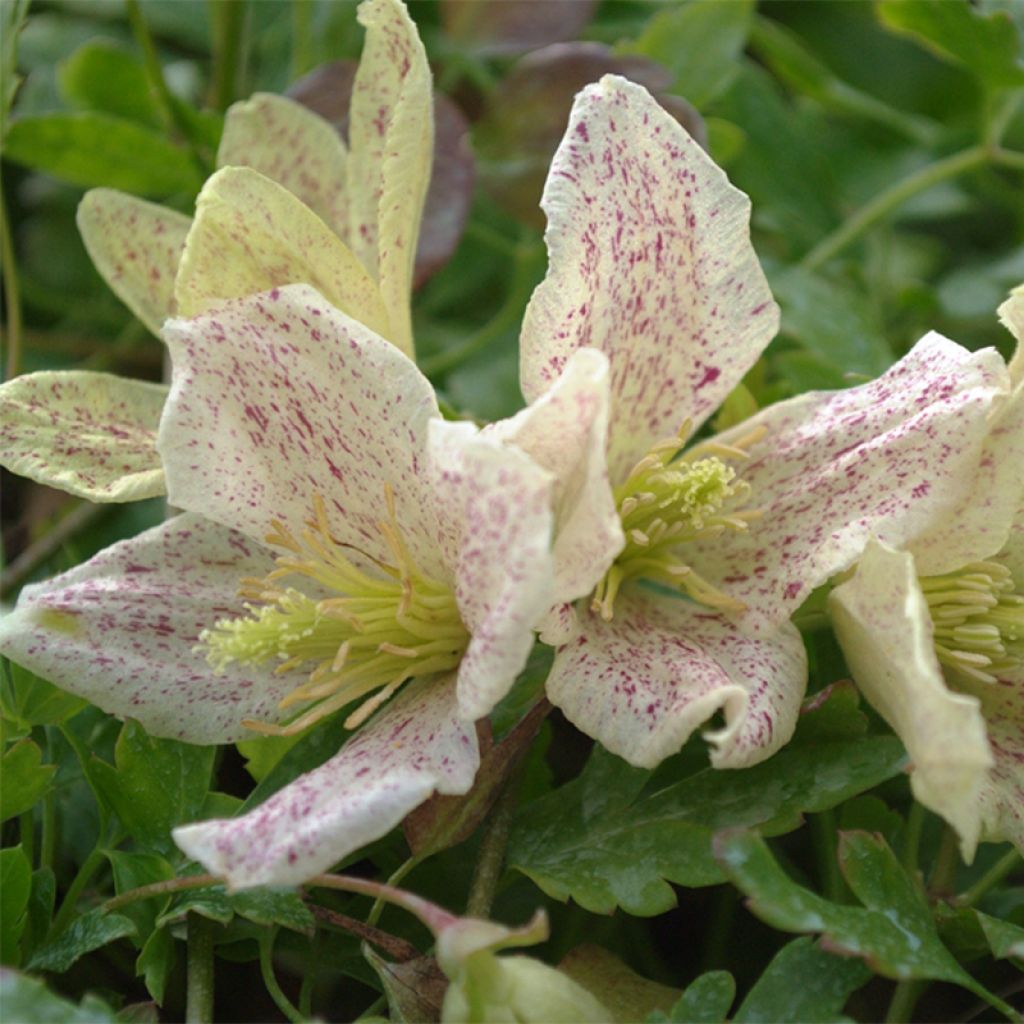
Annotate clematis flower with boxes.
[830,288,1024,859]
[504,75,1023,772]
[0,0,430,504]
[0,284,573,887]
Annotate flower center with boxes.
[920,561,1024,683]
[592,422,764,620]
[202,489,469,735]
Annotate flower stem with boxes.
[186,913,216,1024]
[466,760,525,919]
[52,846,106,935]
[260,928,303,1024]
[901,801,926,892]
[885,979,925,1024]
[19,809,34,867]
[103,873,218,913]
[209,0,247,112]
[928,824,961,898]
[800,145,989,272]
[810,809,845,903]
[958,848,1022,909]
[366,854,420,928]
[1,183,23,380]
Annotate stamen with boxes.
[206,490,469,735]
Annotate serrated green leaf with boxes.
[877,0,1024,89]
[0,846,32,965]
[2,663,87,727]
[733,937,870,1023]
[58,41,159,125]
[157,882,313,935]
[27,908,136,972]
[715,830,980,994]
[509,688,906,916]
[88,722,215,854]
[0,969,117,1023]
[136,926,175,1005]
[621,0,753,109]
[975,910,1024,962]
[0,740,56,823]
[4,113,201,194]
[649,970,735,1023]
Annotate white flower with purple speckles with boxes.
[0,283,580,888]
[508,75,1022,772]
[831,289,1024,861]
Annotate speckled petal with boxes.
[0,513,293,744]
[348,0,432,358]
[998,284,1024,386]
[77,189,191,338]
[688,333,1012,627]
[159,284,444,577]
[217,92,349,239]
[829,540,993,860]
[520,74,778,484]
[484,348,623,611]
[174,167,391,342]
[427,419,556,720]
[0,371,166,501]
[546,593,806,770]
[173,674,479,889]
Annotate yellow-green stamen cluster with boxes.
[202,490,469,735]
[592,423,764,619]
[921,560,1024,683]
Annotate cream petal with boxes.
[829,540,993,860]
[173,674,479,889]
[217,93,349,239]
[689,334,1013,627]
[0,371,166,502]
[427,419,556,720]
[0,514,293,744]
[347,0,433,358]
[969,689,1024,853]
[159,284,444,577]
[485,348,623,609]
[998,284,1024,387]
[77,189,191,338]
[520,74,778,484]
[174,167,392,342]
[545,593,806,771]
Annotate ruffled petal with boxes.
[0,371,166,501]
[829,540,993,860]
[998,284,1024,386]
[77,189,191,338]
[347,0,433,358]
[217,93,349,238]
[484,348,622,610]
[545,593,806,770]
[427,419,555,720]
[159,284,444,577]
[174,167,391,342]
[520,74,778,484]
[0,514,293,744]
[173,674,479,888]
[969,687,1024,853]
[689,334,1013,627]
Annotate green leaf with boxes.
[649,970,735,1023]
[558,945,682,1022]
[0,740,56,823]
[733,937,871,1022]
[4,113,201,195]
[877,0,1024,89]
[974,910,1024,961]
[27,907,137,972]
[105,851,175,944]
[2,662,87,727]
[137,926,175,1005]
[715,830,985,995]
[0,969,117,1023]
[58,41,159,126]
[509,687,906,915]
[157,882,313,935]
[25,868,56,964]
[1,846,32,965]
[88,722,215,853]
[621,0,753,109]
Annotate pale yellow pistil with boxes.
[921,561,1024,684]
[202,490,469,735]
[592,422,765,620]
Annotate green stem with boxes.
[466,761,525,919]
[290,0,315,81]
[52,846,106,935]
[186,913,216,1024]
[885,979,925,1024]
[103,873,218,913]
[699,885,738,972]
[40,790,56,871]
[810,809,845,903]
[902,801,926,889]
[19,809,34,867]
[1,183,23,380]
[964,979,1023,1023]
[209,0,246,112]
[928,824,961,898]
[986,92,1023,147]
[800,145,989,271]
[366,855,419,928]
[958,849,1022,909]
[260,928,303,1024]
[993,147,1024,172]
